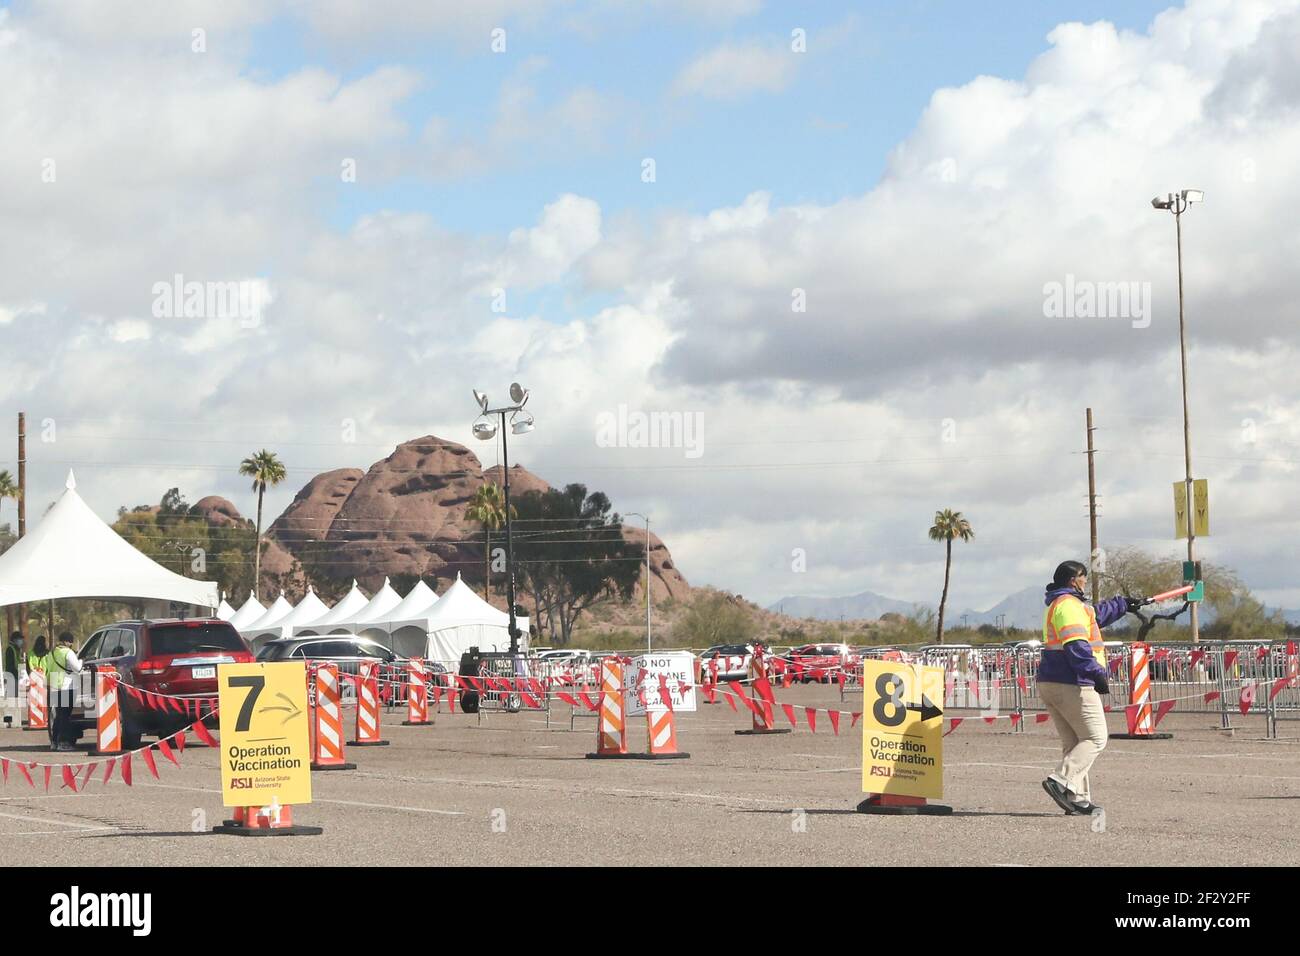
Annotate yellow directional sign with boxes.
[861,660,945,800]
[218,662,312,808]
[1173,481,1189,539]
[1192,478,1209,537]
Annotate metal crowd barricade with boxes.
[472,653,548,725]
[920,645,1020,718]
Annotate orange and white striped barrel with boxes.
[595,658,627,755]
[25,668,47,731]
[1129,642,1153,735]
[646,709,680,755]
[354,661,387,745]
[402,658,431,726]
[310,663,350,769]
[95,668,122,755]
[749,654,775,731]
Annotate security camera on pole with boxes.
[470,383,535,659]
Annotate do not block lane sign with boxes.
[218,662,312,808]
[860,659,944,800]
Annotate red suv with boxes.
[789,643,851,683]
[72,618,254,748]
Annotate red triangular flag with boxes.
[1239,683,1256,716]
[943,718,963,737]
[828,710,841,736]
[1271,677,1292,702]
[1153,699,1176,728]
[723,691,738,712]
[728,682,763,717]
[1190,649,1205,667]
[61,764,78,792]
[1035,712,1050,724]
[578,691,597,712]
[1,757,7,783]
[1009,713,1022,726]
[43,766,51,791]
[677,680,689,698]
[983,716,996,725]
[80,763,96,790]
[157,738,180,767]
[1257,646,1270,660]
[556,692,578,708]
[1124,704,1139,735]
[102,759,116,784]
[851,712,861,728]
[17,763,33,788]
[448,689,457,713]
[753,676,775,704]
[121,754,133,786]
[520,691,539,709]
[1223,650,1239,669]
[781,703,797,728]
[1017,676,1028,694]
[804,708,817,733]
[175,730,186,754]
[1204,691,1221,703]
[141,747,160,779]
[192,719,218,748]
[658,675,673,713]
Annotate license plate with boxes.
[191,666,216,679]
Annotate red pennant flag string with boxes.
[578,691,597,712]
[828,710,841,736]
[983,716,996,725]
[141,748,160,779]
[1257,646,1270,660]
[1017,676,1028,694]
[1035,712,1050,724]
[1190,649,1205,667]
[1153,699,1177,728]
[943,718,963,737]
[658,675,673,713]
[1009,713,1022,726]
[121,754,133,786]
[781,703,797,728]
[1271,677,1292,702]
[43,766,51,791]
[0,758,7,783]
[804,708,817,733]
[723,692,738,712]
[850,712,861,728]
[191,719,218,748]
[17,763,33,788]
[175,730,186,754]
[1204,691,1221,703]
[677,680,690,698]
[80,763,96,791]
[157,738,180,767]
[520,691,539,709]
[1223,650,1239,670]
[1239,684,1256,716]
[448,688,457,713]
[1124,704,1139,736]
[556,692,579,708]
[61,765,78,792]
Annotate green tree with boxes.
[238,450,286,600]
[512,484,639,645]
[0,470,19,524]
[672,591,754,648]
[928,509,974,645]
[465,482,515,601]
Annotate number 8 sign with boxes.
[861,660,945,800]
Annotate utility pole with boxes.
[1086,408,1100,605]
[17,413,26,641]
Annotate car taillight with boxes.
[137,658,168,675]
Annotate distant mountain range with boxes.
[769,587,1300,630]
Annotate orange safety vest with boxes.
[1042,594,1106,667]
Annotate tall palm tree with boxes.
[0,470,19,521]
[238,450,286,600]
[928,509,975,645]
[465,482,514,600]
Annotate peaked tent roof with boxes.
[240,592,293,634]
[228,592,268,631]
[337,577,403,629]
[360,579,437,632]
[392,573,508,630]
[216,598,236,621]
[0,471,218,609]
[294,580,369,634]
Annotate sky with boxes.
[1,0,1298,613]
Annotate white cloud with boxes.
[672,40,799,99]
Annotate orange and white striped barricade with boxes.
[215,801,323,837]
[24,668,47,731]
[735,651,790,736]
[93,668,122,755]
[627,653,694,759]
[353,661,389,746]
[1112,641,1173,740]
[585,658,629,758]
[310,663,356,770]
[402,658,433,727]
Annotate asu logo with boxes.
[230,777,254,789]
[870,766,893,777]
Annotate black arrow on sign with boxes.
[906,695,943,722]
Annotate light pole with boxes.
[625,512,652,651]
[471,383,535,656]
[1151,188,1204,644]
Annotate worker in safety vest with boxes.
[45,633,83,751]
[1039,560,1140,816]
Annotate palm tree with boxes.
[465,482,514,600]
[928,509,975,645]
[0,470,19,521]
[238,450,286,600]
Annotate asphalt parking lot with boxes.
[0,684,1296,866]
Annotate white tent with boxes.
[360,580,438,657]
[293,580,369,635]
[216,596,236,621]
[0,471,218,611]
[228,591,268,631]
[335,577,403,633]
[244,588,330,648]
[239,591,293,637]
[389,573,527,663]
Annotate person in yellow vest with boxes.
[45,633,84,752]
[1039,561,1141,816]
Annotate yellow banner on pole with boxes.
[218,662,312,808]
[1172,481,1189,539]
[861,660,945,800]
[1192,478,1209,537]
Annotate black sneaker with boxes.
[1069,800,1102,815]
[1041,778,1077,814]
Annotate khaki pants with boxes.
[1039,681,1108,801]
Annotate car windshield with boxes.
[257,643,290,661]
[714,645,750,655]
[148,623,245,655]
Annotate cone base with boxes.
[1110,732,1174,739]
[735,728,792,735]
[214,822,324,837]
[585,752,690,760]
[310,762,357,771]
[401,721,435,726]
[856,798,953,816]
[352,740,390,746]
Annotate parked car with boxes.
[788,643,851,683]
[72,618,255,748]
[255,635,446,702]
[698,644,754,681]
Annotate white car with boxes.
[698,644,754,682]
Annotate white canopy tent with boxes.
[335,577,403,634]
[0,471,218,612]
[243,588,330,649]
[294,580,369,636]
[227,592,267,631]
[239,592,293,638]
[388,573,527,663]
[216,596,236,621]
[358,580,438,648]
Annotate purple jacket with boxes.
[1037,587,1128,686]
